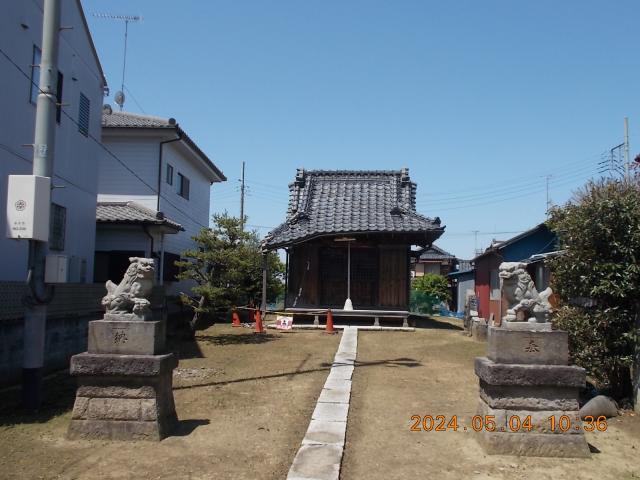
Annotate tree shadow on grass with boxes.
[196,333,283,346]
[174,357,422,391]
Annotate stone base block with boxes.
[487,327,568,365]
[479,380,580,411]
[479,431,590,458]
[503,321,552,332]
[68,352,177,441]
[477,400,583,435]
[475,357,585,388]
[88,320,165,355]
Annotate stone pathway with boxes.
[287,326,358,480]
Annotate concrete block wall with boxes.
[0,282,167,388]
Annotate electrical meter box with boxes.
[6,175,51,241]
[45,254,69,283]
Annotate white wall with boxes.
[97,137,159,210]
[0,0,105,282]
[159,142,211,256]
[96,134,219,296]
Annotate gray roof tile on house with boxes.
[263,169,444,248]
[101,110,227,182]
[416,244,455,260]
[101,110,176,128]
[96,201,183,231]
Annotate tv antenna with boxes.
[93,13,142,111]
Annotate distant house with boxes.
[0,0,107,282]
[411,244,456,277]
[263,169,444,315]
[448,259,475,314]
[473,223,557,321]
[96,110,226,294]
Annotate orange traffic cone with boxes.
[254,308,265,334]
[325,309,336,334]
[232,309,241,327]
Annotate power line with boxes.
[0,45,210,229]
[123,85,146,114]
[433,169,599,212]
[416,167,600,208]
[415,164,600,206]
[0,143,97,197]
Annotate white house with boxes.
[97,110,226,295]
[0,0,107,283]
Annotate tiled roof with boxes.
[96,201,183,231]
[263,169,444,248]
[101,110,227,182]
[416,244,455,261]
[102,110,176,128]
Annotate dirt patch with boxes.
[0,324,340,480]
[342,316,640,480]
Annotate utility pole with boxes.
[624,117,630,182]
[472,230,479,256]
[545,174,552,215]
[239,161,245,231]
[23,0,60,410]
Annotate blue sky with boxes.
[84,0,638,259]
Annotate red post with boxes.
[232,309,241,327]
[325,309,336,334]
[255,308,265,334]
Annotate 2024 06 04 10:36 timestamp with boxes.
[409,415,608,433]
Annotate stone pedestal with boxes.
[68,318,177,441]
[474,326,590,457]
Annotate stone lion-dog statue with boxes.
[101,257,155,319]
[499,262,553,323]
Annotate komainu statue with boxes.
[499,262,553,323]
[101,257,155,319]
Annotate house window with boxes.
[490,269,500,300]
[29,45,41,104]
[49,203,66,251]
[166,164,173,185]
[55,71,63,123]
[78,93,90,136]
[177,173,190,200]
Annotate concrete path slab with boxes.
[302,420,347,446]
[287,326,359,480]
[326,365,354,380]
[288,444,343,480]
[312,402,349,422]
[317,386,351,404]
[323,377,351,390]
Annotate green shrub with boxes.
[548,179,640,399]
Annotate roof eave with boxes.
[96,219,184,232]
[263,227,445,251]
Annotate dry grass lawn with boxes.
[0,317,638,480]
[343,316,640,480]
